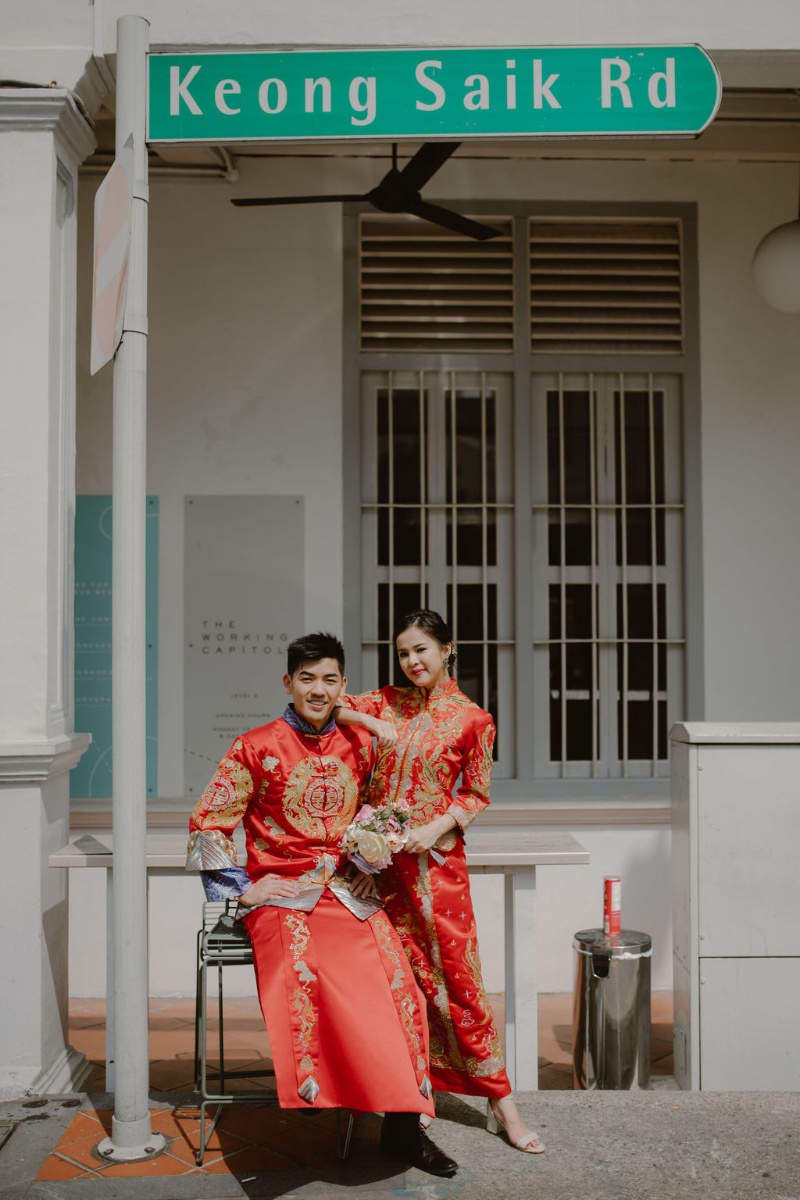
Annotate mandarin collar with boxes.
[420,676,459,700]
[282,704,337,737]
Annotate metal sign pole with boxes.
[97,13,166,1163]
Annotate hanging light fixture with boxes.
[752,168,800,312]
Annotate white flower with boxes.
[356,830,390,864]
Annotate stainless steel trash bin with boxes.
[572,928,652,1090]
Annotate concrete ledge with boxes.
[671,721,800,744]
[0,734,91,784]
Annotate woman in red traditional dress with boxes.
[340,609,545,1154]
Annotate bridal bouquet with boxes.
[341,800,410,874]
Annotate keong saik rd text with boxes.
[168,56,679,125]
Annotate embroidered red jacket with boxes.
[343,678,495,845]
[188,713,374,881]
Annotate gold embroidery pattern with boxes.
[448,803,475,832]
[462,936,504,1073]
[400,995,428,1073]
[411,859,465,1070]
[464,938,490,1022]
[282,756,359,840]
[371,913,427,1075]
[293,988,315,1057]
[370,685,494,830]
[373,911,409,992]
[397,857,506,1081]
[190,756,253,829]
[286,912,317,1063]
[253,811,286,850]
[461,721,494,806]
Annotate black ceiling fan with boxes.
[231,141,501,241]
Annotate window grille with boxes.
[531,372,684,779]
[530,218,684,355]
[360,370,515,775]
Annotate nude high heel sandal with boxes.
[486,1100,545,1154]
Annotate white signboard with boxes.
[184,495,305,798]
[90,139,133,375]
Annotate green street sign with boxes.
[147,46,721,144]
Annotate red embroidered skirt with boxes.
[383,842,512,1098]
[244,892,434,1113]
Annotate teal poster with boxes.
[70,496,159,798]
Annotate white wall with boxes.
[68,825,671,997]
[77,158,350,796]
[76,151,800,776]
[697,171,800,719]
[3,2,800,103]
[474,825,673,993]
[67,149,800,999]
[97,0,800,53]
[0,130,61,740]
[7,1,800,63]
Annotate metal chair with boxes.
[194,899,354,1166]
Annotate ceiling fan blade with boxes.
[409,199,503,241]
[397,142,461,190]
[231,194,364,207]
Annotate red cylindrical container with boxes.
[603,876,621,938]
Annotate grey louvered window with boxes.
[359,216,514,353]
[530,218,684,355]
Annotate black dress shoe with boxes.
[381,1112,458,1178]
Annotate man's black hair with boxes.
[286,632,345,677]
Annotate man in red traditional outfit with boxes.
[186,632,457,1178]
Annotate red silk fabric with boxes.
[244,894,433,1113]
[189,718,375,880]
[346,680,512,1098]
[190,716,434,1111]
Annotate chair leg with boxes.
[199,958,208,1097]
[217,961,225,1092]
[197,1100,227,1167]
[336,1110,355,1161]
[193,928,203,1088]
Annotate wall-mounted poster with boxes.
[184,495,304,798]
[71,495,159,798]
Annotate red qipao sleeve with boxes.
[448,709,496,832]
[338,690,390,719]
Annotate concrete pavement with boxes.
[1,1087,799,1200]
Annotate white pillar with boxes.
[0,89,94,1098]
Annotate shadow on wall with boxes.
[532,824,673,993]
[614,826,672,950]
